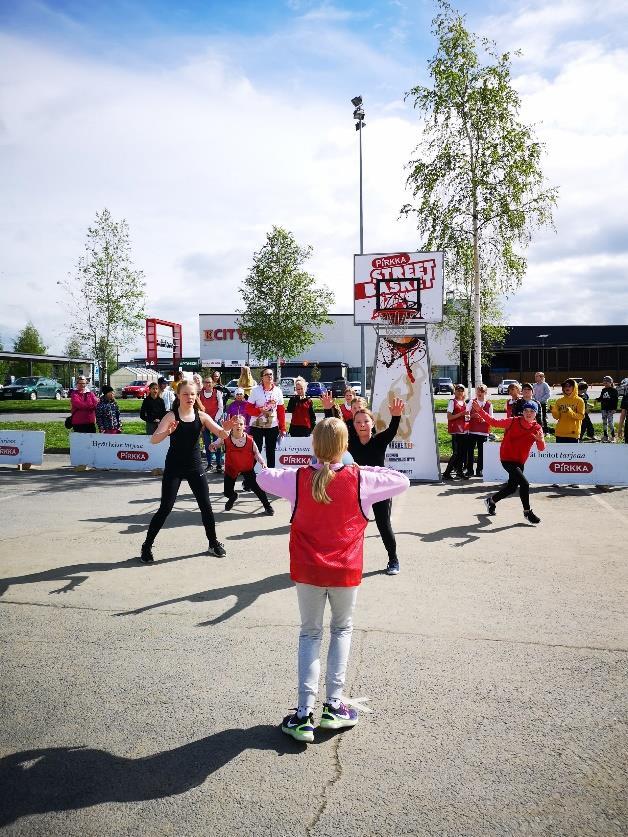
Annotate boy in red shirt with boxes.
[471,399,545,524]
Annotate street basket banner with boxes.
[0,431,45,466]
[483,442,628,485]
[70,433,170,471]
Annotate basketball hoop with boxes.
[372,308,425,384]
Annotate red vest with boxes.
[340,403,353,421]
[289,466,368,587]
[200,389,219,418]
[447,399,468,434]
[467,399,492,435]
[224,434,255,479]
[291,398,313,429]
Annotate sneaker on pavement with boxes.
[484,496,496,516]
[282,711,315,743]
[206,463,215,472]
[215,465,224,474]
[385,560,400,575]
[139,543,154,564]
[207,540,227,557]
[225,493,238,511]
[475,470,483,477]
[319,701,358,730]
[263,504,275,516]
[524,509,541,524]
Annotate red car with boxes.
[121,380,151,399]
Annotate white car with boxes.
[279,377,296,397]
[225,379,239,396]
[347,380,362,396]
[497,379,520,395]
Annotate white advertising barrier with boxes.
[483,442,628,485]
[0,430,45,466]
[70,433,170,471]
[371,329,440,482]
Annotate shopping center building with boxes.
[198,313,458,382]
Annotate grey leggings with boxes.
[601,410,615,437]
[295,583,359,711]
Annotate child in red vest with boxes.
[257,417,409,743]
[211,415,273,515]
[286,376,316,437]
[465,383,493,476]
[471,399,545,524]
[442,384,469,480]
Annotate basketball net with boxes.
[372,308,424,384]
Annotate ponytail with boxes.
[312,462,335,504]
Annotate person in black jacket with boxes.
[140,383,166,435]
[322,392,405,576]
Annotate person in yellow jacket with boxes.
[550,378,585,442]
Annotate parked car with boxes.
[306,381,327,398]
[225,379,240,396]
[331,378,349,397]
[121,380,151,399]
[0,376,64,400]
[617,378,628,397]
[347,380,362,396]
[497,379,520,395]
[432,377,455,395]
[279,377,296,397]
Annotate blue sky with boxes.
[1,0,627,356]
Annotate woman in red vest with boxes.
[199,376,224,473]
[442,384,469,480]
[212,415,273,515]
[465,383,493,477]
[286,377,316,437]
[257,417,409,743]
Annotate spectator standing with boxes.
[140,382,166,435]
[211,371,230,407]
[550,379,585,442]
[442,385,469,480]
[238,365,256,399]
[158,377,175,411]
[287,377,316,437]
[595,376,619,441]
[578,382,596,441]
[533,372,551,434]
[340,388,355,421]
[506,382,525,418]
[70,376,99,433]
[247,368,286,468]
[96,386,122,434]
[465,383,493,477]
[199,377,224,473]
[225,388,251,430]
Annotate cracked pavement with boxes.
[1,455,627,836]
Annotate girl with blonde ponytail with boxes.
[257,417,409,744]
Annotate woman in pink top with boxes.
[257,417,409,744]
[70,376,99,433]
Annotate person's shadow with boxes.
[0,725,312,827]
[116,569,383,626]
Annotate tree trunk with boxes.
[276,357,281,383]
[472,213,482,386]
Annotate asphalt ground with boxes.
[0,457,627,836]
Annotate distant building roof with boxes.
[502,325,628,348]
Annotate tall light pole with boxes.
[537,333,549,374]
[352,95,366,396]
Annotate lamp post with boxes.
[352,95,366,396]
[537,333,549,375]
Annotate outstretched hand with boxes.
[221,415,237,433]
[389,397,405,416]
[321,392,335,410]
[533,428,544,443]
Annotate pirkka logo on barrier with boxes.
[279,454,311,466]
[117,451,150,461]
[0,446,19,456]
[549,461,593,473]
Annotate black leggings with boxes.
[466,435,486,472]
[443,434,466,476]
[493,461,530,510]
[145,469,216,547]
[250,426,280,467]
[372,499,397,562]
[224,471,270,508]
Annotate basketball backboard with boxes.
[354,250,444,325]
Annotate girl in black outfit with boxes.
[140,381,236,564]
[139,382,166,435]
[322,393,405,576]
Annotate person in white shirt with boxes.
[157,377,175,411]
[247,368,286,468]
[465,383,494,477]
[533,372,551,434]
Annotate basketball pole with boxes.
[358,117,366,399]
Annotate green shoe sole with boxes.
[281,724,314,743]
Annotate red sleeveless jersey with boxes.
[447,399,468,434]
[224,433,255,479]
[289,466,368,587]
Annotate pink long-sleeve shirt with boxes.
[256,463,410,517]
[70,390,99,425]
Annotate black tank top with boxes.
[165,406,203,474]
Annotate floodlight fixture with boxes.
[351,95,362,107]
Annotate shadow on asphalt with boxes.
[0,724,316,827]
[0,553,206,598]
[390,515,529,547]
[115,570,383,626]
[0,468,159,495]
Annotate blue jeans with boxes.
[295,583,359,711]
[202,428,223,467]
